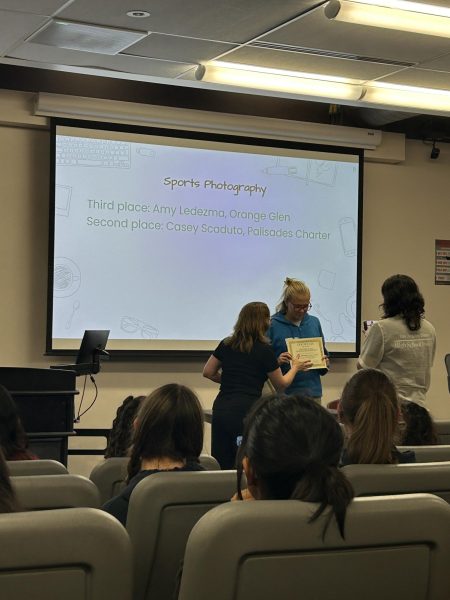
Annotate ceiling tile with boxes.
[419,53,450,72]
[125,33,237,64]
[222,46,404,82]
[58,0,320,43]
[0,0,67,14]
[0,10,49,54]
[375,68,450,92]
[8,42,195,78]
[261,9,450,65]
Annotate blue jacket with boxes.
[268,311,328,397]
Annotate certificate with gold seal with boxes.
[285,337,326,370]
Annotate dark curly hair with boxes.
[401,401,438,446]
[381,274,425,331]
[104,395,145,458]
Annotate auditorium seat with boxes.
[435,420,450,444]
[397,445,450,462]
[178,494,450,600]
[90,454,221,505]
[342,462,450,502]
[7,459,68,476]
[127,470,237,600]
[0,507,132,600]
[12,474,101,510]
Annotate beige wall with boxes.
[1,94,449,475]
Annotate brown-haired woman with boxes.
[339,369,416,465]
[102,383,204,526]
[203,301,312,469]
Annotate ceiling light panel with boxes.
[325,1,450,37]
[197,62,365,101]
[28,20,147,54]
[364,81,450,112]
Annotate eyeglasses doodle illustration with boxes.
[54,257,81,298]
[120,316,159,339]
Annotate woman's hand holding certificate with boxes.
[286,337,327,370]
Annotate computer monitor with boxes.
[76,330,110,367]
[52,330,110,376]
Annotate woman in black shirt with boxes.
[203,301,311,469]
[103,383,204,526]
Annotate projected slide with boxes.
[50,122,361,354]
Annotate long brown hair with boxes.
[340,369,399,464]
[127,384,204,481]
[225,302,270,353]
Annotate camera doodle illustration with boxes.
[54,257,81,298]
[120,316,159,339]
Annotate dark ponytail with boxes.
[238,394,354,538]
[292,464,354,539]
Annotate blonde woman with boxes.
[268,278,329,400]
[203,301,311,469]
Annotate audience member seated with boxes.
[400,400,438,446]
[103,384,205,526]
[104,395,145,458]
[235,393,354,538]
[339,369,416,465]
[0,449,19,513]
[0,384,38,461]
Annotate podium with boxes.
[0,367,78,466]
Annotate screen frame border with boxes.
[46,117,363,359]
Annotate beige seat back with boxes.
[12,474,101,510]
[90,457,129,504]
[90,455,221,505]
[0,507,132,600]
[398,445,450,462]
[343,462,450,502]
[435,420,450,444]
[7,459,68,476]
[179,494,450,600]
[127,470,237,600]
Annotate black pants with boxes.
[211,396,255,470]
